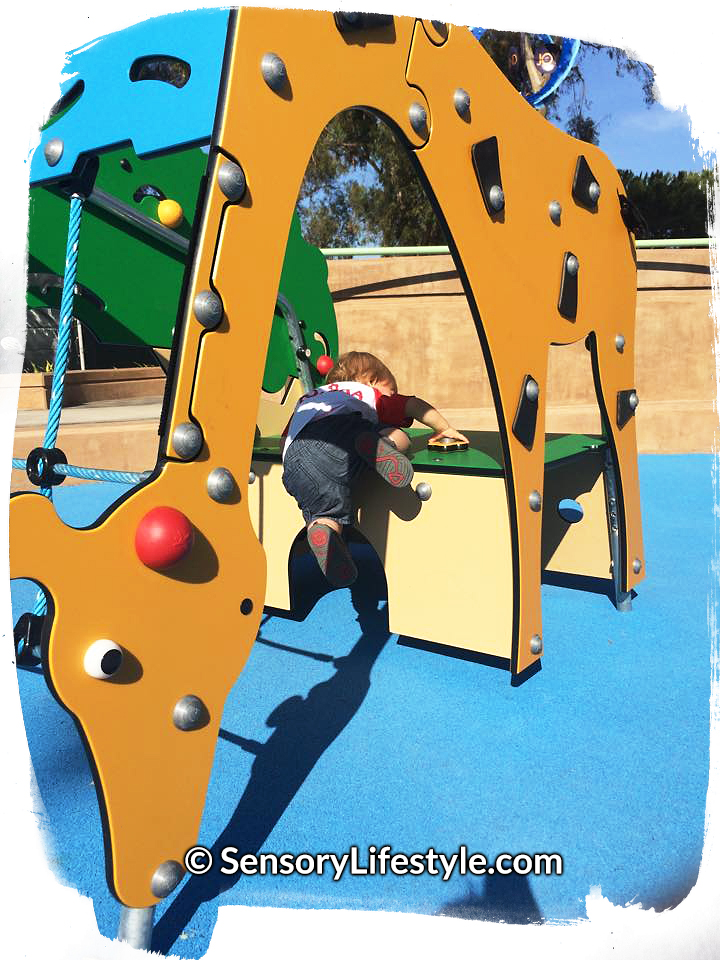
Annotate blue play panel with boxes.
[11,454,711,958]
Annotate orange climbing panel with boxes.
[10,9,643,909]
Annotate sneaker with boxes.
[307,523,358,587]
[355,432,414,488]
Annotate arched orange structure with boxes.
[10,9,643,909]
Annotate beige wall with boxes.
[11,248,716,494]
[327,248,716,453]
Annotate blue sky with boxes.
[547,44,706,174]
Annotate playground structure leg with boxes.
[117,905,155,951]
[603,449,633,612]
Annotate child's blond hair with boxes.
[325,351,398,392]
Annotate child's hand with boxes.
[429,427,470,444]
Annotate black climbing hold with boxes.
[572,155,600,212]
[133,184,167,203]
[512,374,539,451]
[616,389,639,429]
[471,137,505,218]
[558,251,579,321]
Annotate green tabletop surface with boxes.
[253,428,607,475]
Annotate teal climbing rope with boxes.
[41,193,84,476]
[31,193,84,616]
[12,458,151,485]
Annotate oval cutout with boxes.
[129,55,191,88]
[557,498,584,524]
[43,79,85,130]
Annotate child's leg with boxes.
[379,426,410,453]
[309,517,342,535]
[355,429,413,488]
[306,519,357,587]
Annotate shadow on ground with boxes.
[438,873,543,924]
[152,552,390,955]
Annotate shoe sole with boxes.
[355,432,413,488]
[307,524,358,587]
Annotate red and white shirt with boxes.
[283,381,412,458]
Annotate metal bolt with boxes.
[261,52,287,91]
[415,482,433,501]
[615,334,625,353]
[488,185,505,212]
[296,347,311,359]
[530,634,543,655]
[628,391,639,411]
[525,378,539,402]
[248,471,256,485]
[633,557,642,574]
[193,290,223,330]
[528,490,542,512]
[172,422,203,460]
[548,200,562,224]
[566,254,579,276]
[409,102,428,135]
[207,467,236,503]
[240,598,254,615]
[44,137,64,167]
[217,161,246,202]
[453,88,470,117]
[151,860,185,899]
[588,180,601,202]
[173,695,209,732]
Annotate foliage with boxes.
[618,170,711,238]
[295,33,662,248]
[297,111,445,248]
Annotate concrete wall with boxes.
[10,248,716,494]
[327,248,716,453]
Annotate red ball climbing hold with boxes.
[135,506,194,570]
[316,354,334,376]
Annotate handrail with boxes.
[321,238,711,258]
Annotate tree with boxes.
[296,32,657,247]
[618,170,711,238]
[297,111,445,248]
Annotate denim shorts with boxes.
[282,413,378,526]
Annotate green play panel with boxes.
[253,429,607,475]
[27,148,337,393]
[28,143,206,347]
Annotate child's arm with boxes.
[405,396,469,444]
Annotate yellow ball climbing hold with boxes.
[157,198,184,228]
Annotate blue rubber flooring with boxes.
[11,454,712,958]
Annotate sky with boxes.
[546,42,706,174]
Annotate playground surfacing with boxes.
[10,453,712,958]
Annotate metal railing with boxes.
[321,238,711,258]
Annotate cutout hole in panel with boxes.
[43,79,85,129]
[557,498,584,523]
[129,56,191,88]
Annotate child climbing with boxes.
[282,351,469,587]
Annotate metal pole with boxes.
[319,238,709,258]
[603,448,632,612]
[117,906,156,951]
